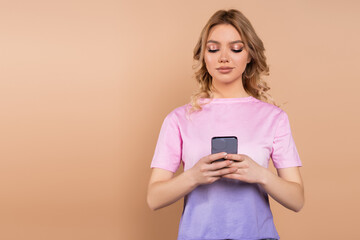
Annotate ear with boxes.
[247,56,251,63]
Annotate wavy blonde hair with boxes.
[186,9,285,117]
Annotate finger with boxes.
[221,173,241,180]
[225,154,244,162]
[208,166,238,177]
[209,176,221,183]
[208,160,233,171]
[228,161,249,169]
[205,152,227,163]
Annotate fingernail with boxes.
[223,152,227,155]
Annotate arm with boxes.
[259,166,304,212]
[147,152,237,211]
[146,168,197,211]
[222,154,304,212]
[261,110,304,211]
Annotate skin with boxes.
[204,23,251,98]
[147,24,304,212]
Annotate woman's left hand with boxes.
[222,153,267,184]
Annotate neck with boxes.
[211,79,250,98]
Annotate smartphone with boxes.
[211,136,238,163]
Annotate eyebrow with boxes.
[206,40,244,44]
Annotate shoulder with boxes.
[252,97,286,118]
[162,103,190,123]
[168,103,189,116]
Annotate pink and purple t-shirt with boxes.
[150,96,302,240]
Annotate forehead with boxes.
[207,24,242,43]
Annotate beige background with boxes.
[1,0,359,239]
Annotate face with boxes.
[204,24,251,86]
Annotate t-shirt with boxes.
[150,96,302,240]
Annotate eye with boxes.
[232,48,243,53]
[207,48,244,53]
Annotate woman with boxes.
[147,9,304,240]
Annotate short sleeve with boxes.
[271,111,302,168]
[150,111,182,173]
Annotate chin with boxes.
[213,76,241,84]
[215,80,237,85]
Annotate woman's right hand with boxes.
[187,152,238,186]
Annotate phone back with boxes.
[211,136,238,162]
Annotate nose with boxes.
[218,49,230,63]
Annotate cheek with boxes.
[204,53,215,66]
[204,54,217,74]
[234,50,251,66]
[232,55,248,67]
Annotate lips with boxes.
[216,66,234,73]
[216,66,233,70]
